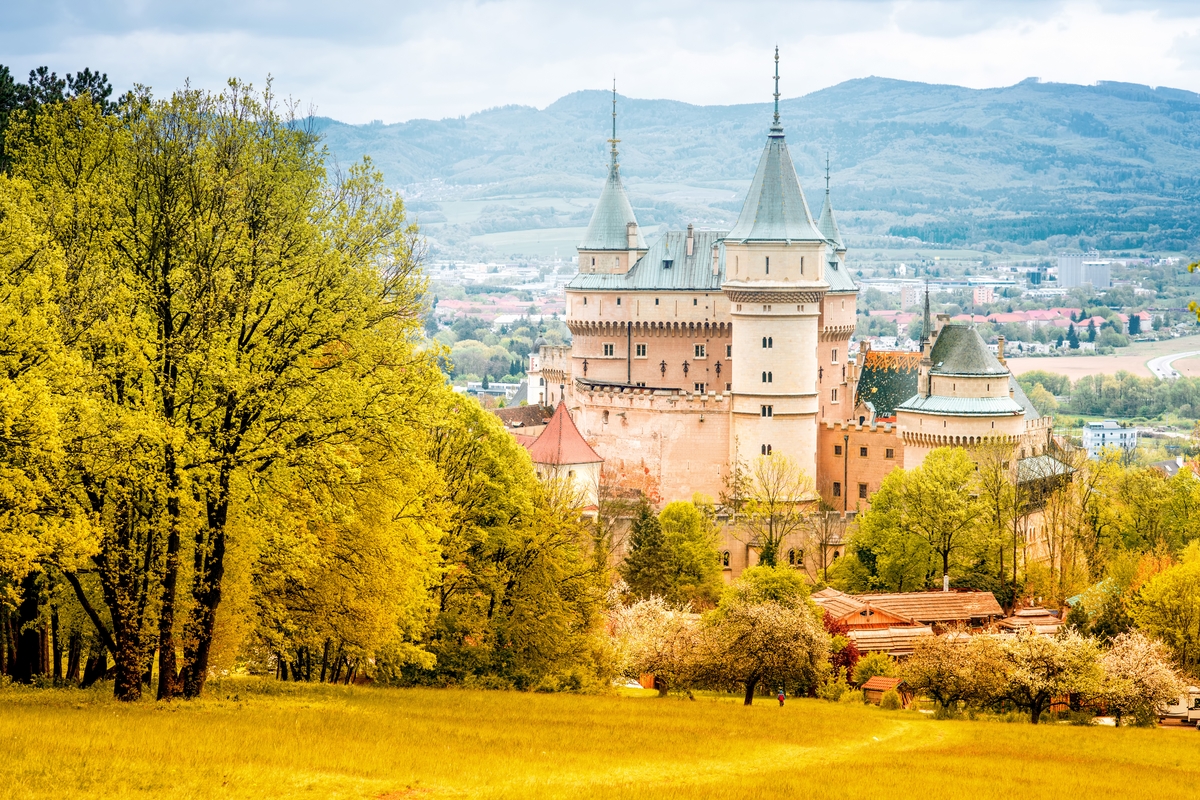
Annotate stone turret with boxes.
[578,83,647,275]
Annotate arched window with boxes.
[721,551,731,568]
[787,548,798,566]
[761,444,773,456]
[767,371,773,382]
[768,337,773,348]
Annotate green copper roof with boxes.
[929,323,1010,376]
[579,164,645,251]
[825,252,857,293]
[896,394,1025,416]
[568,230,727,291]
[817,188,844,251]
[727,125,824,243]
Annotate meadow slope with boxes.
[1,682,1196,800]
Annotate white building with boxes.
[1058,252,1111,290]
[1082,419,1138,459]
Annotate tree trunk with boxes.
[181,474,232,699]
[51,607,62,683]
[157,444,184,701]
[66,632,82,683]
[743,676,758,706]
[13,572,44,683]
[81,644,108,688]
[320,639,331,683]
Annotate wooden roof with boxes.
[861,676,905,692]
[848,626,934,657]
[493,404,553,429]
[857,591,1004,623]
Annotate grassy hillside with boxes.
[316,78,1200,253]
[2,681,1197,799]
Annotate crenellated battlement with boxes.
[823,419,895,434]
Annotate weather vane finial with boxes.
[825,153,831,192]
[608,78,620,172]
[773,46,781,125]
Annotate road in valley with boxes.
[1146,350,1200,379]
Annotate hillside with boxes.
[314,77,1200,253]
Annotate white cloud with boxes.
[4,1,1200,123]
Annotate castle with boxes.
[524,54,1058,576]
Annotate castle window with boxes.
[885,448,894,459]
[762,336,773,348]
[591,258,595,266]
[725,383,731,391]
[831,388,839,402]
[859,446,868,457]
[636,343,647,357]
[655,298,659,305]
[761,405,773,417]
[833,482,841,497]
[726,344,732,358]
[694,344,706,358]
[858,483,868,499]
[693,298,698,306]
[800,256,805,273]
[787,548,800,566]
[721,550,731,568]
[583,297,587,305]
[762,371,772,383]
[761,444,773,455]
[832,348,838,363]
[603,343,615,356]
[765,256,770,274]
[636,382,646,387]
[694,382,706,393]
[602,410,609,424]
[834,445,842,455]
[616,298,621,305]
[663,259,673,269]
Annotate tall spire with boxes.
[772,46,781,127]
[817,154,844,251]
[607,78,619,174]
[922,282,931,347]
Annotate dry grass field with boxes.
[1005,335,1200,381]
[1,680,1197,800]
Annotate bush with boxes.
[818,669,851,702]
[853,651,896,686]
[839,689,866,704]
[879,688,902,710]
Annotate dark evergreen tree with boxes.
[619,499,669,598]
[1067,323,1080,349]
[1087,319,1096,342]
[1128,313,1142,335]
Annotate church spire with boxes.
[607,78,620,175]
[772,46,781,128]
[817,153,845,251]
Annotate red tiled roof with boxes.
[493,404,553,428]
[862,676,905,692]
[525,402,603,466]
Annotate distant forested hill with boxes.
[313,78,1200,251]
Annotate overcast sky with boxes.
[5,1,1200,123]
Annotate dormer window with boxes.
[663,259,673,269]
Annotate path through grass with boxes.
[1,680,1196,799]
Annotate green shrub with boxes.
[817,669,851,702]
[879,688,902,710]
[852,652,896,686]
[839,689,866,704]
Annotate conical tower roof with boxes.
[526,402,603,466]
[579,165,644,250]
[817,165,844,251]
[727,54,823,244]
[579,85,645,252]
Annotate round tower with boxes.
[722,50,830,482]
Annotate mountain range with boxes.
[313,77,1200,253]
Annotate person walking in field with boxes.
[778,690,785,707]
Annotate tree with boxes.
[1086,319,1097,342]
[1128,313,1142,335]
[902,633,1004,714]
[1095,631,1185,726]
[737,455,816,567]
[620,499,722,608]
[853,651,896,686]
[806,500,847,582]
[1131,554,1200,678]
[611,597,704,697]
[705,596,829,705]
[854,448,983,588]
[620,499,669,599]
[1027,383,1058,417]
[1067,323,1080,349]
[997,630,1102,724]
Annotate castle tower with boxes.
[578,82,647,275]
[815,157,857,421]
[722,49,830,481]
